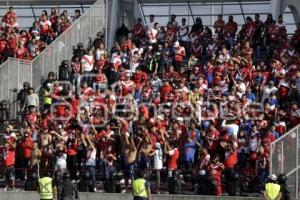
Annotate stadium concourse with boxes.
[0,0,300,198]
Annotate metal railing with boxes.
[270,124,300,200]
[0,0,107,119]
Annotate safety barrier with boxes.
[0,191,267,200]
[0,0,107,119]
[270,124,300,200]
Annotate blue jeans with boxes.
[86,166,96,189]
[258,168,268,187]
[83,71,93,87]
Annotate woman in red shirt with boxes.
[50,8,59,32]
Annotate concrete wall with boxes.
[0,191,265,200]
[271,0,300,24]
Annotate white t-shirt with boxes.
[81,55,94,72]
[86,148,97,166]
[147,21,155,30]
[148,28,158,44]
[95,49,106,61]
[55,153,67,170]
[261,86,278,103]
[178,26,190,42]
[154,146,163,170]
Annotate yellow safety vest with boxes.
[132,178,148,198]
[39,177,53,200]
[265,182,281,200]
[43,90,52,105]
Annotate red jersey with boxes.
[67,140,78,156]
[59,21,71,33]
[160,84,173,97]
[244,22,255,38]
[5,149,15,167]
[209,163,223,196]
[14,47,28,59]
[166,27,176,46]
[224,151,238,169]
[168,148,179,170]
[224,21,238,36]
[94,73,107,83]
[133,23,145,38]
[50,14,59,27]
[121,80,135,96]
[20,138,33,159]
[133,71,148,87]
[2,11,17,23]
[40,20,52,34]
[257,152,269,169]
[262,133,275,153]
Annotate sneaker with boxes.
[3,187,8,191]
[94,188,97,192]
[121,189,126,194]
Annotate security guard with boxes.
[38,172,56,200]
[263,174,282,200]
[60,172,79,200]
[277,174,290,200]
[132,170,151,200]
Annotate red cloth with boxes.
[5,149,15,167]
[168,148,179,170]
[20,138,33,159]
[67,141,78,156]
[224,151,238,169]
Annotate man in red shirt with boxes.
[213,14,225,38]
[223,15,238,49]
[224,145,238,195]
[66,130,79,180]
[132,18,145,46]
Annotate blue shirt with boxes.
[188,129,201,141]
[246,92,256,102]
[184,140,196,163]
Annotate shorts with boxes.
[5,166,15,181]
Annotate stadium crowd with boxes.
[0,6,82,63]
[0,12,300,196]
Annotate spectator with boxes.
[23,88,39,111]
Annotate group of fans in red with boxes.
[0,10,300,197]
[0,6,81,63]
